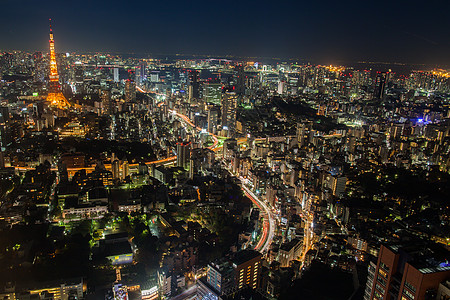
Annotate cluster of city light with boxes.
[431,69,450,78]
[324,65,345,73]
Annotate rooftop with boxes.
[232,250,261,266]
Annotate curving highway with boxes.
[169,107,275,255]
[242,184,275,254]
[12,94,275,256]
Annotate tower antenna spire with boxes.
[46,18,70,109]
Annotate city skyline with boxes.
[0,0,449,66]
[0,1,450,299]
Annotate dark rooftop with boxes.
[232,250,261,266]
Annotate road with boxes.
[13,97,275,257]
[241,184,275,255]
[169,285,197,300]
[169,109,219,150]
[171,109,276,255]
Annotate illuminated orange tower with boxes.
[46,19,70,108]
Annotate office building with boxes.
[0,107,9,124]
[278,238,303,267]
[221,89,238,137]
[207,107,219,134]
[206,260,235,296]
[235,64,245,95]
[203,82,222,105]
[100,89,112,115]
[331,176,347,197]
[278,81,286,94]
[177,141,191,169]
[125,79,136,102]
[189,70,200,100]
[365,244,450,300]
[114,68,119,83]
[112,160,120,180]
[373,72,390,100]
[233,250,262,290]
[122,161,129,180]
[196,250,262,300]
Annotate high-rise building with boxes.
[203,82,222,105]
[297,121,312,147]
[138,62,146,84]
[189,70,200,100]
[114,68,120,83]
[0,125,9,152]
[373,72,390,100]
[207,107,219,134]
[150,71,159,83]
[277,80,286,94]
[32,52,45,82]
[46,19,70,109]
[0,107,10,124]
[112,160,120,180]
[122,161,129,180]
[331,176,347,197]
[235,64,245,95]
[125,80,136,102]
[221,89,238,137]
[100,89,112,115]
[365,244,450,300]
[233,250,262,290]
[196,250,262,300]
[176,141,191,169]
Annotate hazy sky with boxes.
[1,0,449,65]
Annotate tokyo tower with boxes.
[46,19,70,109]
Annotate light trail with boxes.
[169,285,197,300]
[168,109,219,150]
[242,184,275,254]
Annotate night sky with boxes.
[1,0,449,65]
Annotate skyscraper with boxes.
[122,161,129,180]
[221,89,238,137]
[112,160,120,180]
[373,72,390,100]
[46,19,70,109]
[176,141,191,169]
[138,62,146,84]
[114,68,120,83]
[100,89,112,115]
[189,70,200,100]
[207,106,219,134]
[365,244,450,300]
[203,82,222,105]
[0,107,10,124]
[125,80,136,102]
[277,80,286,94]
[235,64,245,96]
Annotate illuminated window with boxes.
[378,269,388,280]
[404,281,416,293]
[380,262,390,272]
[402,288,415,300]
